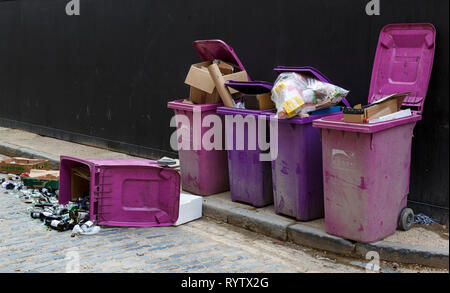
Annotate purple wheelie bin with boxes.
[269,66,350,221]
[168,40,250,196]
[313,23,436,243]
[58,156,181,227]
[217,81,274,207]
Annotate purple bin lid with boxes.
[274,66,350,107]
[368,23,436,115]
[274,66,333,83]
[225,80,273,95]
[193,39,250,80]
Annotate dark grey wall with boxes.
[0,0,448,223]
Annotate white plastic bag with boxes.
[271,72,349,119]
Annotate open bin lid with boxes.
[274,66,332,83]
[225,80,273,95]
[193,40,249,78]
[274,66,350,107]
[368,23,436,115]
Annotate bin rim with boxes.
[312,113,422,133]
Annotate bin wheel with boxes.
[398,208,414,231]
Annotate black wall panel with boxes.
[0,0,448,222]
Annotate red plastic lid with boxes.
[193,40,248,73]
[368,23,436,114]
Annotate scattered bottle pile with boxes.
[2,173,100,236]
[30,197,91,232]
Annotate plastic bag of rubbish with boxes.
[271,72,349,119]
[71,221,101,237]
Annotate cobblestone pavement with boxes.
[0,170,444,273]
[0,181,369,273]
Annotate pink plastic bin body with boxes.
[316,115,419,243]
[168,100,229,195]
[58,156,180,227]
[167,39,249,195]
[313,23,435,243]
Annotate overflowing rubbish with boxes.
[184,49,248,105]
[1,169,99,235]
[271,72,349,119]
[414,213,438,225]
[225,81,274,110]
[342,92,412,124]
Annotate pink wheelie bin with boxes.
[313,23,436,243]
[59,156,181,227]
[168,40,250,196]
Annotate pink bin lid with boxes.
[193,39,250,80]
[368,23,436,115]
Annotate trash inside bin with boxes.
[313,23,436,243]
[58,156,181,227]
[271,71,349,118]
[268,66,349,221]
[217,81,274,207]
[168,40,250,196]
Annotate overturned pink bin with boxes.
[313,23,436,243]
[59,156,181,227]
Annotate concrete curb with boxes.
[203,198,449,269]
[1,141,448,269]
[202,199,295,241]
[287,224,355,256]
[355,242,449,269]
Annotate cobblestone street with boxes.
[1,181,370,273]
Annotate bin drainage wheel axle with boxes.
[398,208,414,231]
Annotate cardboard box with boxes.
[342,92,410,123]
[0,157,50,175]
[243,92,275,110]
[22,177,59,190]
[185,60,248,104]
[21,169,60,190]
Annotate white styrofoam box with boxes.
[173,192,203,226]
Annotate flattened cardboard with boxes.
[243,93,274,110]
[342,92,409,123]
[0,157,50,175]
[28,169,60,180]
